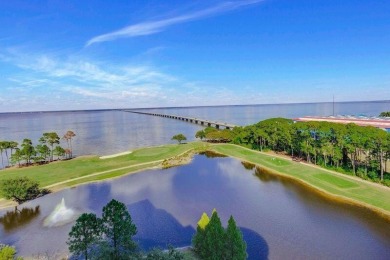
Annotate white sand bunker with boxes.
[99,151,132,159]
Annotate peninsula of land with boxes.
[1,142,390,222]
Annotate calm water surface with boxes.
[0,101,389,159]
[1,155,389,259]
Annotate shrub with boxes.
[0,177,47,204]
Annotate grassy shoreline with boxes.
[210,144,390,221]
[1,142,390,222]
[0,142,209,209]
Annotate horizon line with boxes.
[0,99,389,114]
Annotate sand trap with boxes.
[100,151,132,159]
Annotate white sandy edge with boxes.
[99,151,132,159]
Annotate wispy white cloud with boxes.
[0,48,276,112]
[86,0,264,46]
[0,49,182,110]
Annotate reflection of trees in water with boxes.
[254,166,279,183]
[0,206,40,232]
[241,161,255,170]
[254,165,390,242]
[199,151,227,158]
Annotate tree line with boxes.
[67,199,247,259]
[0,130,76,168]
[196,118,390,185]
[192,210,247,260]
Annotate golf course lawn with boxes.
[0,142,209,188]
[210,144,390,215]
[1,141,390,220]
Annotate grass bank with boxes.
[1,142,390,221]
[0,142,209,208]
[210,144,390,220]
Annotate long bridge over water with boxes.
[124,110,238,130]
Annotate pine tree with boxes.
[102,199,138,258]
[67,213,103,260]
[192,212,210,256]
[204,210,225,260]
[225,216,247,260]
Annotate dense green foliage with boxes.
[101,199,138,258]
[172,134,187,144]
[39,132,60,161]
[192,210,247,260]
[0,177,46,204]
[68,199,137,259]
[0,130,75,168]
[379,111,390,117]
[195,130,206,140]
[225,216,247,260]
[68,199,190,260]
[67,213,103,260]
[0,244,17,260]
[229,118,390,185]
[195,127,233,143]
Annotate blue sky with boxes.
[0,0,389,112]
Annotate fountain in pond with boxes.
[43,198,78,227]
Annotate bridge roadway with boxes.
[124,110,238,130]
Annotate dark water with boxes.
[1,155,389,259]
[0,101,389,161]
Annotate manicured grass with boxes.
[264,156,291,167]
[63,161,161,187]
[210,144,390,213]
[314,173,359,188]
[1,141,390,217]
[0,142,207,189]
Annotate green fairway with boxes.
[0,142,207,188]
[1,141,390,218]
[210,144,390,214]
[314,173,359,188]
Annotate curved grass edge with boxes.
[210,143,390,222]
[1,142,390,223]
[0,142,209,209]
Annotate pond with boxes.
[1,155,390,259]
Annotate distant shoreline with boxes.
[0,99,389,114]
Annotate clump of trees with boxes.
[379,111,390,117]
[229,118,390,185]
[195,127,233,143]
[0,177,49,205]
[67,199,187,260]
[172,134,187,144]
[192,210,247,260]
[0,130,76,169]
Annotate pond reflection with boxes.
[241,161,256,170]
[130,199,195,249]
[198,150,227,158]
[0,155,389,259]
[0,206,40,232]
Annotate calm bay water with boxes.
[0,101,389,159]
[1,101,390,259]
[0,155,389,259]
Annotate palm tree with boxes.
[9,141,18,156]
[3,141,11,166]
[63,131,76,158]
[21,139,35,165]
[40,132,60,161]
